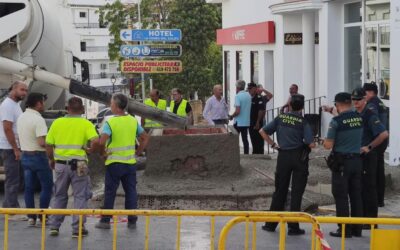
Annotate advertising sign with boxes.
[121,60,182,74]
[284,33,319,45]
[217,21,275,45]
[120,29,182,42]
[120,44,182,57]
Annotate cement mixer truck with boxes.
[0,0,187,127]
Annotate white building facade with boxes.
[68,0,121,88]
[208,0,397,160]
[67,0,127,118]
[209,0,391,106]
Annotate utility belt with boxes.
[55,159,88,176]
[325,152,360,172]
[279,145,311,163]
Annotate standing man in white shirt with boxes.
[203,84,229,125]
[17,93,53,226]
[0,81,28,209]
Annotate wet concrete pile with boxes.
[88,136,398,213]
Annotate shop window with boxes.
[224,51,230,104]
[250,51,259,84]
[236,51,242,80]
[344,26,362,92]
[344,2,362,23]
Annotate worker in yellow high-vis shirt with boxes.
[142,89,167,128]
[46,97,99,238]
[170,88,193,125]
[95,93,149,230]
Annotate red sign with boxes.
[217,21,275,45]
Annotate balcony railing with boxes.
[74,23,107,28]
[89,73,121,80]
[83,46,109,52]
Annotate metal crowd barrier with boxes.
[1,209,400,250]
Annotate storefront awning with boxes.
[216,21,275,45]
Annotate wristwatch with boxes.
[368,145,373,150]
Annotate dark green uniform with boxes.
[327,109,363,236]
[359,106,386,218]
[261,110,313,232]
[367,96,389,206]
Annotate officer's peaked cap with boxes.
[363,82,378,94]
[334,92,352,104]
[351,88,365,100]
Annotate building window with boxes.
[100,63,107,70]
[250,51,259,84]
[80,12,86,18]
[224,51,230,104]
[236,51,242,80]
[80,41,86,52]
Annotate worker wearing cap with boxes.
[46,97,99,238]
[170,88,193,125]
[142,89,167,128]
[323,93,363,238]
[95,94,149,230]
[259,94,315,235]
[351,88,388,225]
[363,83,389,207]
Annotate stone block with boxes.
[146,126,241,178]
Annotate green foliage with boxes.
[98,0,222,100]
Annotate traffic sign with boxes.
[120,44,182,57]
[121,60,183,74]
[120,29,182,42]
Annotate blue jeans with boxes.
[101,163,137,223]
[21,152,53,219]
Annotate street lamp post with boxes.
[137,0,145,103]
[111,74,116,93]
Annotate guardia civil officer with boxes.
[363,83,389,207]
[259,94,315,235]
[351,88,388,227]
[323,93,363,238]
[46,97,99,238]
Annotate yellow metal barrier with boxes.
[315,216,400,250]
[217,213,319,250]
[0,209,320,250]
[1,208,400,250]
